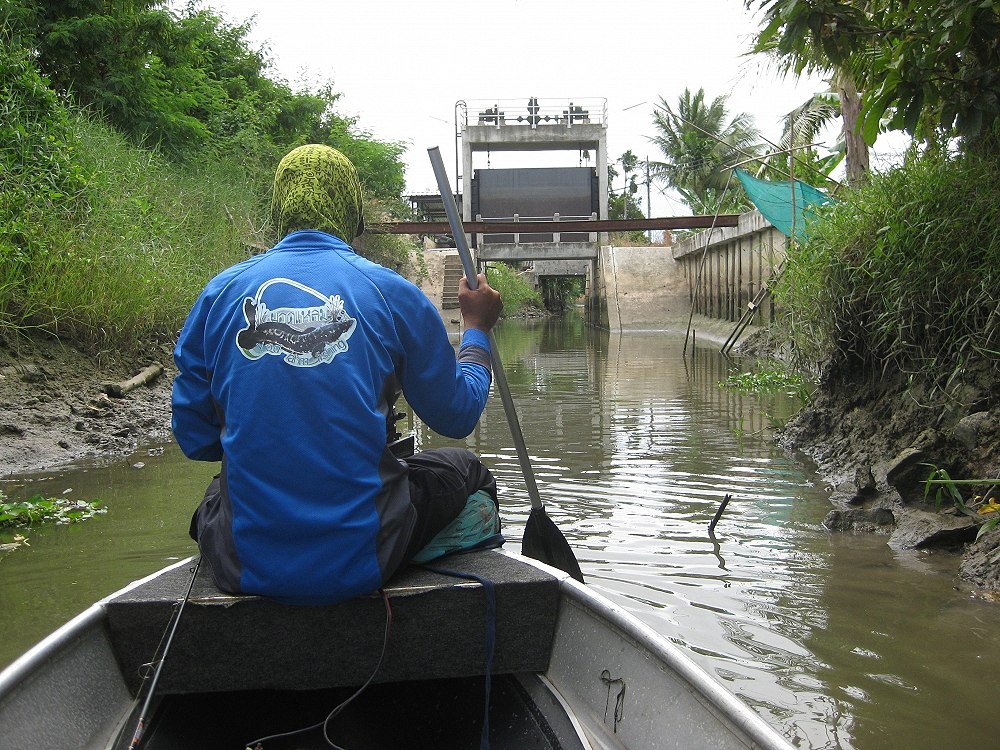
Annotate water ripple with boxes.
[5,325,997,750]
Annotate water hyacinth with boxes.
[0,491,107,528]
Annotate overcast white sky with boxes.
[200,0,841,215]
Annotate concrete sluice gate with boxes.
[418,97,782,333]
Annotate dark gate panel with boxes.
[472,167,595,243]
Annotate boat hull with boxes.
[0,552,794,750]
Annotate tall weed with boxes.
[775,152,1000,380]
[0,32,88,330]
[9,113,260,352]
[1,108,448,354]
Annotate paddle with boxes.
[427,147,584,583]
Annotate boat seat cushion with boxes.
[105,550,561,695]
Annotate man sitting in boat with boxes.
[171,144,504,605]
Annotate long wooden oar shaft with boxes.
[428,147,542,511]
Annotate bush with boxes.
[0,32,88,329]
[484,262,542,317]
[775,152,1000,380]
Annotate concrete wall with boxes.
[671,210,787,325]
[596,245,690,331]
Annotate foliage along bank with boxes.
[721,0,1000,590]
[761,148,1000,592]
[0,2,420,355]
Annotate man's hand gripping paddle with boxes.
[427,146,584,583]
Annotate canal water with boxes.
[1,317,996,749]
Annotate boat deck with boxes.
[1,550,799,750]
[106,550,562,695]
[140,674,582,750]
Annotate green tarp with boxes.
[734,168,832,239]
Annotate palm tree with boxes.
[648,88,762,214]
[761,91,845,189]
[749,15,871,186]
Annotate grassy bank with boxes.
[0,111,541,355]
[1,21,429,356]
[774,151,1000,383]
[1,114,430,355]
[5,113,262,352]
[2,111,269,353]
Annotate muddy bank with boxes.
[768,348,1000,595]
[4,325,997,596]
[0,336,176,477]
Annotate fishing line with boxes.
[117,556,202,750]
[243,588,393,750]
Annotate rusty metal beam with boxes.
[368,215,739,234]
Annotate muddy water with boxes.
[2,317,997,749]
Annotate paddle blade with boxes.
[522,507,584,583]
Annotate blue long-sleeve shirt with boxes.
[172,230,491,603]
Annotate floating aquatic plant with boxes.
[0,490,106,529]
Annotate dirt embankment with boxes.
[771,350,1000,596]
[0,337,176,478]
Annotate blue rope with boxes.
[424,566,496,750]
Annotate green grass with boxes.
[0,111,424,355]
[484,261,543,317]
[773,151,1000,382]
[2,112,261,352]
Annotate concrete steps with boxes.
[442,253,463,309]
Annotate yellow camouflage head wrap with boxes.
[271,144,365,243]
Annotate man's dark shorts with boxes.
[402,447,497,560]
[190,446,497,568]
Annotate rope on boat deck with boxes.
[422,565,497,750]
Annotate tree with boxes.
[649,88,760,214]
[748,0,1000,153]
[607,151,646,243]
[10,0,213,153]
[313,98,407,203]
[608,151,644,219]
[749,3,872,185]
[761,91,847,188]
[7,1,409,199]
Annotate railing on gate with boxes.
[474,213,598,246]
[459,98,608,130]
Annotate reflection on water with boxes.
[0,449,212,668]
[2,317,997,749]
